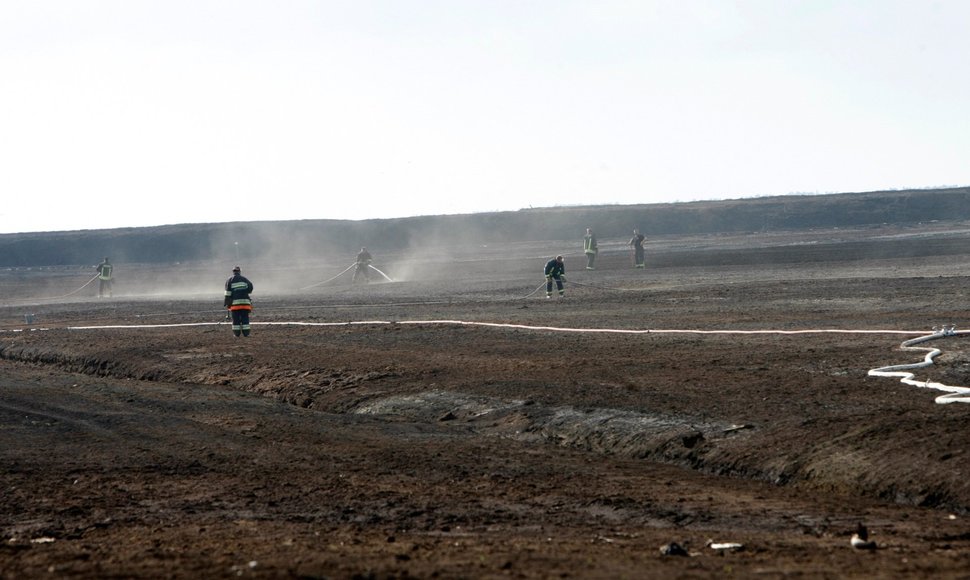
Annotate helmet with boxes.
[232,265,241,273]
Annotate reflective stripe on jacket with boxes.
[544,259,565,278]
[224,275,254,310]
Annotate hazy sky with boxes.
[2,1,968,234]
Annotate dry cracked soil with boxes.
[2,225,970,578]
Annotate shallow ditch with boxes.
[4,345,969,513]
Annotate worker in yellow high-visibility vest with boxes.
[95,257,113,298]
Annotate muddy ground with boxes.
[2,225,970,578]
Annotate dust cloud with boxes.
[0,211,589,306]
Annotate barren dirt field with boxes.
[3,225,970,578]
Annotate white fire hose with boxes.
[867,326,970,404]
[7,317,969,405]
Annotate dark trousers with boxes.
[231,309,251,337]
[98,279,112,297]
[634,247,644,267]
[586,252,596,268]
[546,276,564,296]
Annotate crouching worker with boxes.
[224,265,254,337]
[544,255,566,299]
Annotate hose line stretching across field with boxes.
[521,282,549,299]
[367,264,395,282]
[12,320,969,405]
[298,263,396,291]
[3,275,100,304]
[54,320,927,335]
[298,263,357,290]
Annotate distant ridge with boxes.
[3,187,969,267]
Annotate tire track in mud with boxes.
[0,399,125,441]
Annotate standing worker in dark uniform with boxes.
[353,247,372,284]
[629,229,646,269]
[224,265,254,337]
[95,257,113,298]
[544,255,566,299]
[583,228,598,270]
